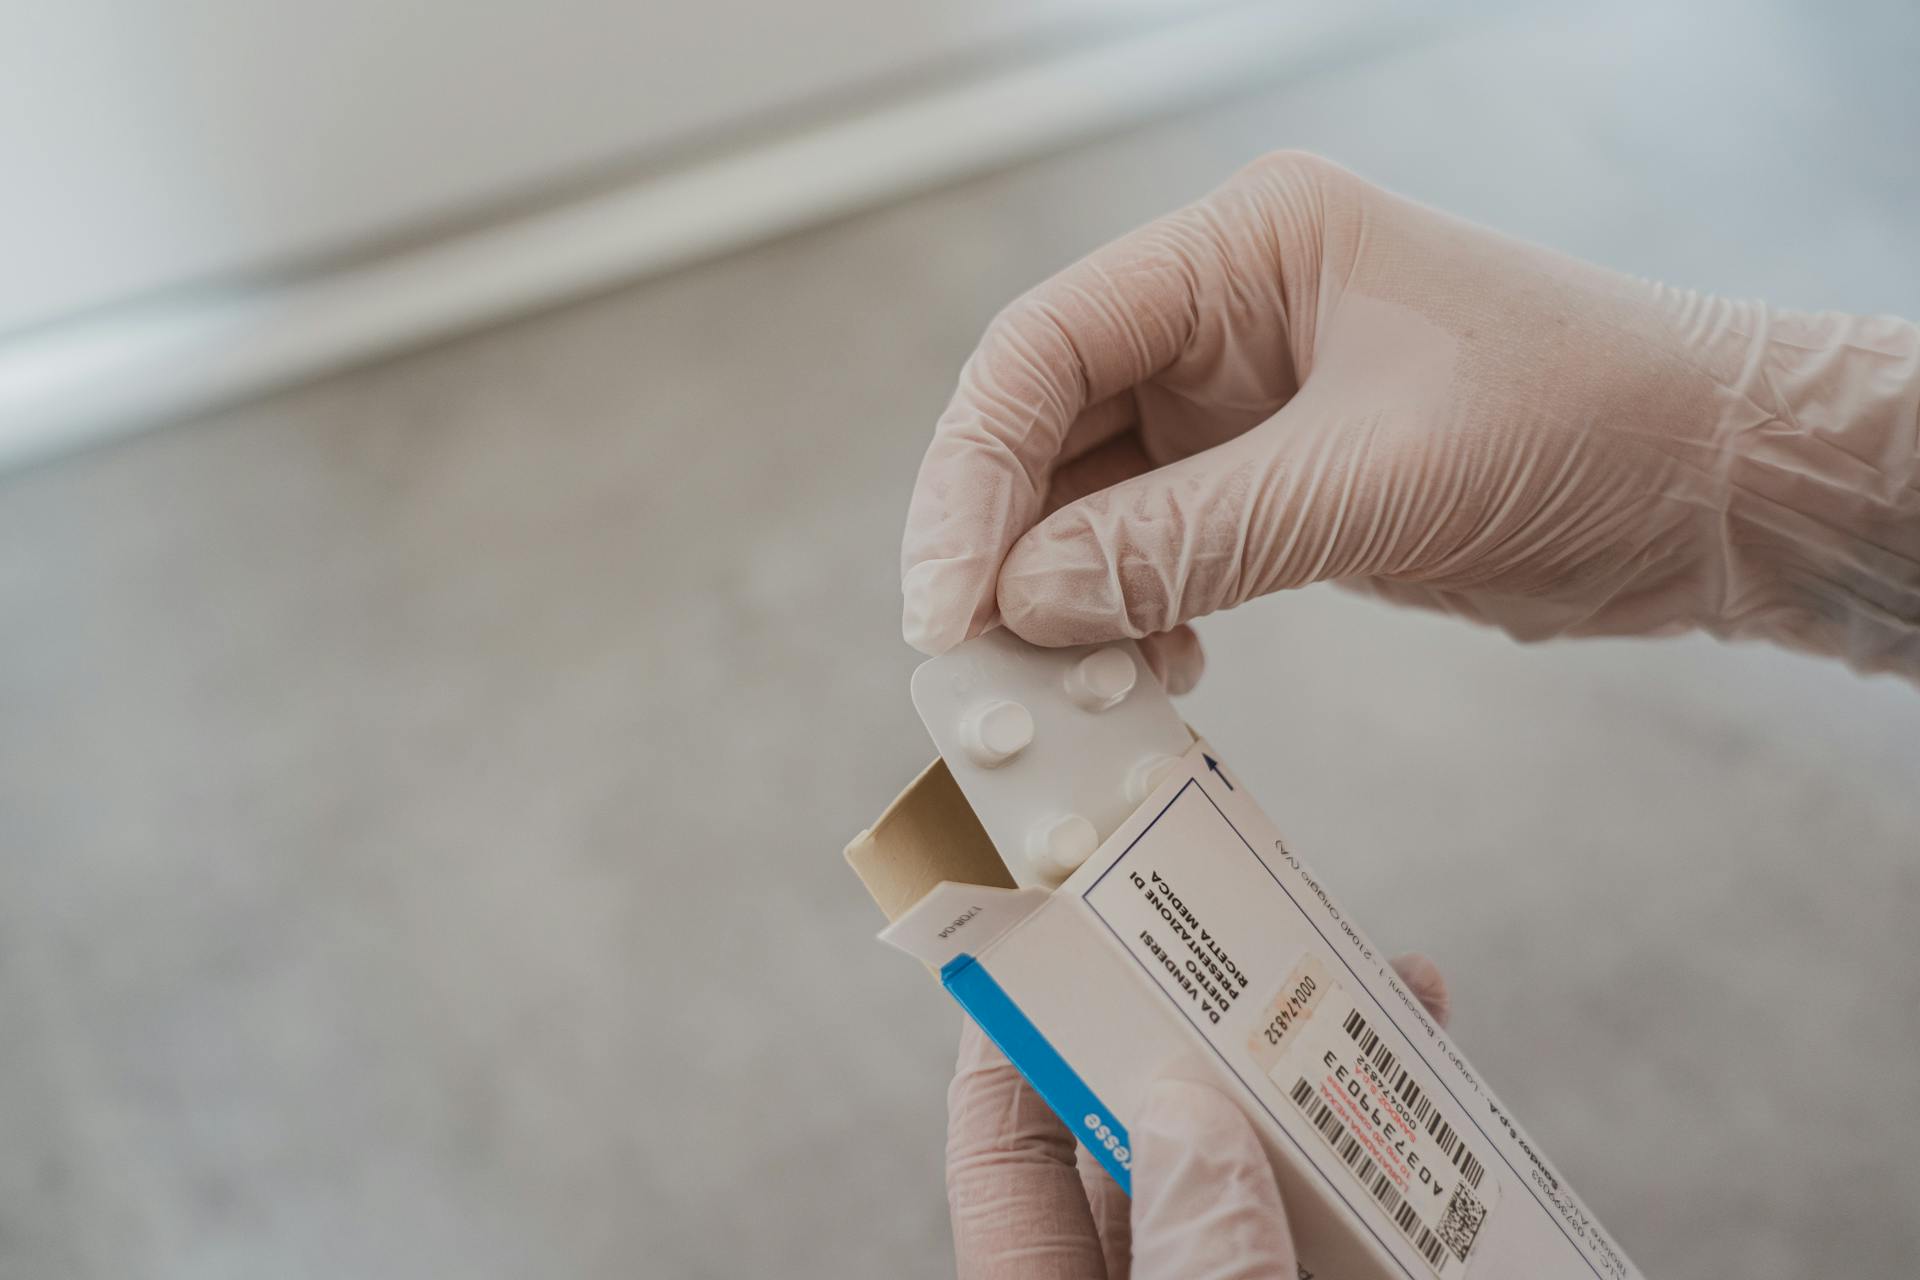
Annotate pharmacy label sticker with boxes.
[1252,956,1498,1276]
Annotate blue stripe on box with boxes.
[940,954,1133,1194]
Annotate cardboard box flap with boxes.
[878,881,1051,967]
[844,756,1014,924]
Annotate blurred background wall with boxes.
[4,0,1212,330]
[0,0,1419,463]
[2,2,1918,1279]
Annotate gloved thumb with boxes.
[1129,1077,1297,1280]
[994,388,1426,646]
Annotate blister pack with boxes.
[909,631,1190,888]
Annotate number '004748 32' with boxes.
[1260,973,1318,1046]
[1084,1114,1131,1171]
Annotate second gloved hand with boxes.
[901,153,1920,681]
[948,953,1452,1280]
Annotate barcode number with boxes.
[1341,1009,1484,1190]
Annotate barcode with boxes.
[1342,1009,1485,1190]
[1437,1182,1490,1262]
[1290,1078,1450,1271]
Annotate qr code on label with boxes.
[1436,1183,1488,1262]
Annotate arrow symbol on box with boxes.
[1203,754,1234,791]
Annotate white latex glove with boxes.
[901,152,1920,684]
[946,953,1451,1280]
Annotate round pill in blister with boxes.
[1125,753,1181,805]
[1063,646,1137,712]
[1026,812,1098,883]
[958,699,1034,768]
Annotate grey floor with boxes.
[4,2,1919,1277]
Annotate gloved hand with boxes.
[946,953,1452,1280]
[901,152,1920,684]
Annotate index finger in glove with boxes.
[899,174,1299,656]
[947,1020,1108,1280]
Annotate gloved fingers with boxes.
[1135,626,1204,696]
[1043,432,1154,519]
[900,188,1291,656]
[1051,433,1207,694]
[1046,431,1209,693]
[1130,1078,1297,1280]
[996,398,1421,645]
[1077,1153,1133,1280]
[1057,391,1141,472]
[947,1021,1108,1280]
[1390,953,1451,1028]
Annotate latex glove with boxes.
[901,152,1920,683]
[946,953,1451,1280]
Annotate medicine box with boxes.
[846,632,1638,1280]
